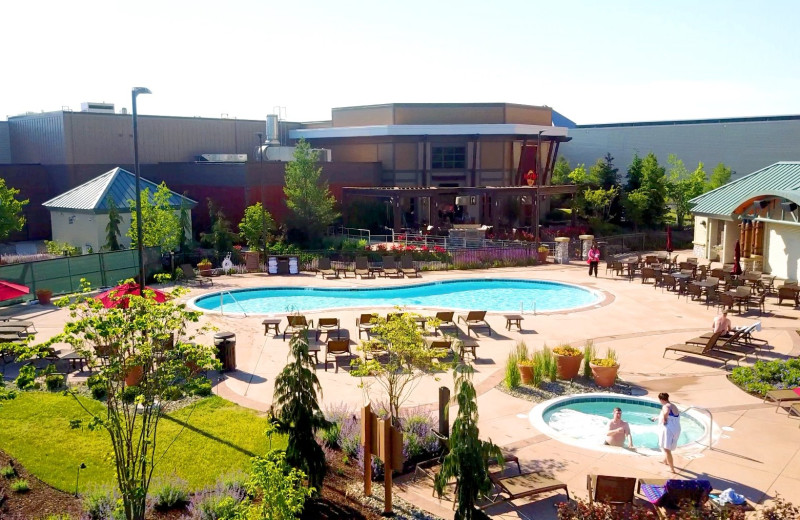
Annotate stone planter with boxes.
[556,354,583,380]
[590,363,619,388]
[518,363,534,384]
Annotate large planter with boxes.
[518,364,534,384]
[590,363,619,388]
[124,365,144,387]
[36,290,53,305]
[197,262,213,277]
[537,250,548,263]
[556,354,583,380]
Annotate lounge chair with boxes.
[324,339,352,372]
[433,311,458,337]
[481,471,570,511]
[179,264,213,286]
[734,321,769,347]
[317,317,340,340]
[316,257,338,279]
[354,256,373,279]
[638,478,712,519]
[764,387,800,412]
[361,339,388,360]
[587,474,636,505]
[283,315,314,341]
[356,313,376,339]
[663,331,744,367]
[426,338,453,358]
[791,403,800,427]
[380,256,402,278]
[458,310,491,337]
[0,324,32,335]
[399,254,420,277]
[0,318,37,333]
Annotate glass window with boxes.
[432,146,466,169]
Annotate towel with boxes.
[717,488,746,505]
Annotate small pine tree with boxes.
[272,329,331,494]
[105,196,122,251]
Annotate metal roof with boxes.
[42,167,197,212]
[291,124,569,140]
[690,162,800,217]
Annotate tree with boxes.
[272,331,330,494]
[128,182,182,252]
[550,156,572,185]
[622,190,649,232]
[201,199,236,259]
[177,195,192,253]
[639,152,668,227]
[104,196,122,251]
[32,282,216,520]
[0,178,28,241]
[350,311,443,425]
[589,153,619,189]
[584,186,620,221]
[435,365,502,520]
[707,162,733,191]
[666,155,707,228]
[242,450,314,519]
[624,153,644,192]
[283,138,340,246]
[239,202,275,253]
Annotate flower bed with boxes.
[729,358,800,396]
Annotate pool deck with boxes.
[5,252,800,519]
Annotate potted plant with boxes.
[197,258,212,277]
[35,288,53,305]
[518,359,535,384]
[590,348,619,388]
[536,244,549,263]
[553,344,583,380]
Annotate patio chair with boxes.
[317,317,341,340]
[458,310,491,337]
[316,257,338,279]
[480,471,570,511]
[283,315,314,341]
[380,256,402,278]
[356,313,377,339]
[587,474,637,505]
[717,292,735,313]
[761,275,776,295]
[764,387,800,412]
[663,331,744,367]
[686,282,703,302]
[400,254,420,277]
[640,267,655,284]
[747,292,767,315]
[433,311,458,336]
[426,338,453,359]
[355,256,373,279]
[777,286,799,306]
[324,339,352,372]
[179,264,213,287]
[412,429,451,493]
[361,339,388,360]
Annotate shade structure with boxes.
[0,280,30,302]
[665,225,673,253]
[96,282,169,309]
[733,240,743,276]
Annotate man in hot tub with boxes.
[605,407,633,448]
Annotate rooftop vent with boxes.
[81,102,115,114]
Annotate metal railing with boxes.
[683,406,714,450]
[217,289,248,317]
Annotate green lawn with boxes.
[0,393,282,492]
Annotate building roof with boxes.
[291,124,569,141]
[42,167,197,212]
[690,162,800,217]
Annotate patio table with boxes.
[692,280,718,304]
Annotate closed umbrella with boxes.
[0,280,30,302]
[96,282,169,309]
[665,225,673,253]
[732,240,743,276]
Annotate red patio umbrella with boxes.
[665,225,673,253]
[0,280,30,302]
[732,240,743,276]
[96,282,170,309]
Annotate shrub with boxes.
[150,477,189,510]
[730,359,800,396]
[188,478,248,520]
[10,478,29,492]
[83,487,119,520]
[162,385,184,401]
[45,373,65,391]
[1,464,16,478]
[14,364,38,390]
[504,352,521,389]
[86,374,107,400]
[186,376,213,396]
[583,342,595,378]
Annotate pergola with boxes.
[341,184,579,232]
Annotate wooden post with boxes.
[438,387,450,437]
[361,404,374,496]
[378,418,393,515]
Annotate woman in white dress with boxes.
[655,392,681,473]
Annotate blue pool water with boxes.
[191,278,601,315]
[541,395,706,451]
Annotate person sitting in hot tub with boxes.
[605,407,633,448]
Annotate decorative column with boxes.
[743,221,752,258]
[753,221,764,256]
[739,221,746,254]
[578,234,594,260]
[751,254,764,272]
[555,237,571,264]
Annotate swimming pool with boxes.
[190,278,602,315]
[529,394,713,454]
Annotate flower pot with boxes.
[36,291,52,305]
[556,354,583,380]
[125,365,144,387]
[590,363,619,388]
[518,364,534,384]
[537,251,548,263]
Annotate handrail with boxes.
[219,290,248,317]
[683,406,714,449]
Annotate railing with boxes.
[683,406,714,450]
[218,289,248,317]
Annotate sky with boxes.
[2,0,800,125]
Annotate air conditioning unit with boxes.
[81,102,115,114]
[455,196,477,206]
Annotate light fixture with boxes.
[780,201,798,212]
[752,199,770,209]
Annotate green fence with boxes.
[0,247,162,306]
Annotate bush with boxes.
[504,352,521,389]
[14,364,38,390]
[83,487,119,520]
[186,376,213,397]
[583,342,595,379]
[1,464,16,478]
[87,374,107,400]
[150,477,189,510]
[10,478,29,493]
[188,481,248,520]
[730,358,800,396]
[45,373,65,391]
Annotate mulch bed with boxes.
[0,449,83,520]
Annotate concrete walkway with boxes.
[5,252,799,519]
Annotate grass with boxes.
[0,393,282,492]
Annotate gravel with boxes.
[497,376,634,403]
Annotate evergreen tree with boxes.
[104,196,122,251]
[639,152,668,227]
[624,153,644,192]
[0,178,28,241]
[272,330,331,494]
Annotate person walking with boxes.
[653,392,681,473]
[587,242,601,277]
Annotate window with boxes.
[432,146,466,169]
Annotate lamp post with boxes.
[534,130,544,246]
[75,462,86,497]
[132,87,151,293]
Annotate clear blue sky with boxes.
[3,0,799,124]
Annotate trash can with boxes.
[213,331,236,371]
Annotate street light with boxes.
[132,86,151,293]
[75,462,86,496]
[534,130,544,246]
